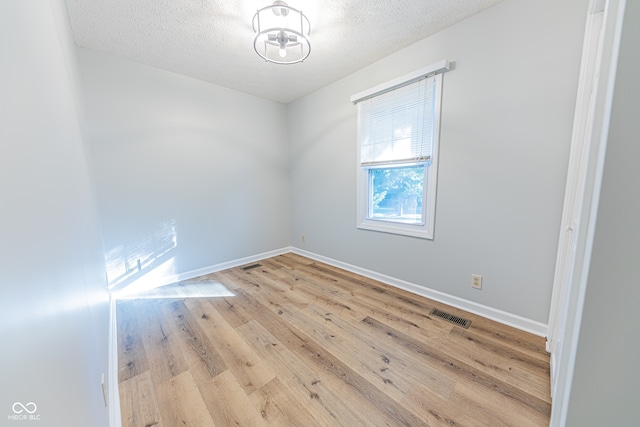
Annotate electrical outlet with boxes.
[101,373,108,407]
[301,234,306,243]
[472,274,482,290]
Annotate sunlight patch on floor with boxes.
[118,280,234,300]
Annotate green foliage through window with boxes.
[369,165,424,224]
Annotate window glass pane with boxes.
[368,165,424,224]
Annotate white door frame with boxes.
[548,0,626,424]
[546,0,607,392]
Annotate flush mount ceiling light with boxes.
[252,0,311,65]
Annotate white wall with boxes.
[0,1,110,426]
[76,49,291,291]
[288,0,588,324]
[565,1,640,424]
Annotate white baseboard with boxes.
[291,247,549,337]
[162,247,293,284]
[114,247,293,298]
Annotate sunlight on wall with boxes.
[105,218,237,300]
[105,219,177,289]
[111,256,177,298]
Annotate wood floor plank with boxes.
[449,381,550,427]
[286,261,552,403]
[119,369,161,427]
[236,319,355,427]
[442,328,551,401]
[118,254,552,426]
[360,315,552,417]
[242,279,418,403]
[237,266,457,407]
[400,382,471,427]
[117,300,150,382]
[183,297,276,394]
[267,262,372,320]
[449,327,550,374]
[300,261,548,359]
[225,286,430,427]
[137,299,191,384]
[198,369,269,427]
[228,289,400,427]
[155,370,217,426]
[248,377,322,427]
[158,299,228,381]
[206,277,259,328]
[302,302,458,401]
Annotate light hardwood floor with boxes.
[117,253,551,426]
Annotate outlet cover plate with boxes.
[472,274,482,290]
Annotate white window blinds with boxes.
[357,76,437,166]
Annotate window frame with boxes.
[354,68,445,240]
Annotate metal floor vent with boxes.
[429,308,471,329]
[241,263,262,271]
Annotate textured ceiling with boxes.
[65,0,505,104]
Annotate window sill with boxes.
[357,220,433,240]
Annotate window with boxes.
[352,63,446,239]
